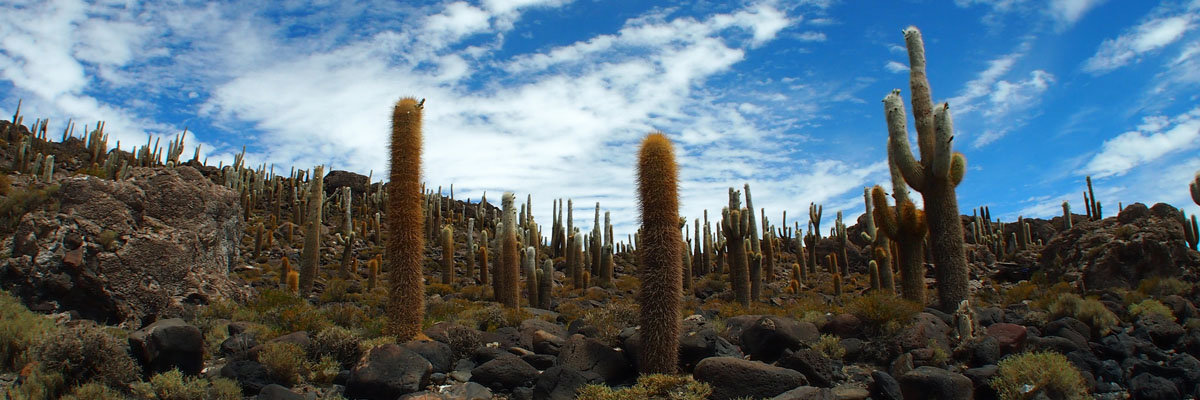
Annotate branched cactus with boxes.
[635,132,683,375]
[862,187,895,292]
[884,27,969,311]
[299,165,324,296]
[385,98,426,340]
[723,188,751,306]
[871,186,928,304]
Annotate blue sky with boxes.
[1,0,1199,239]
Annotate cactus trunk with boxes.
[635,132,682,375]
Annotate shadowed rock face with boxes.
[1,166,247,325]
[1039,202,1200,290]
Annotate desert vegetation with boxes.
[0,26,1198,400]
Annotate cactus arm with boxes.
[950,153,966,187]
[904,26,937,160]
[932,103,953,180]
[871,186,900,239]
[885,91,927,192]
[1190,172,1200,206]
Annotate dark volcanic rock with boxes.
[694,357,807,400]
[323,170,369,195]
[777,348,837,388]
[128,318,205,376]
[471,357,539,390]
[345,344,433,400]
[1130,372,1180,400]
[557,334,634,385]
[533,366,602,400]
[730,315,819,362]
[0,167,247,324]
[220,360,272,395]
[898,366,973,400]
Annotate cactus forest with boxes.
[2,2,1200,400]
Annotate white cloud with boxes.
[794,31,827,42]
[939,42,1054,148]
[1049,0,1105,26]
[1084,15,1196,73]
[1083,106,1200,178]
[884,60,908,73]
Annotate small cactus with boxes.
[286,270,300,295]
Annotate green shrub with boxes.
[319,279,352,303]
[844,293,921,335]
[0,184,60,233]
[576,374,712,400]
[308,326,362,369]
[990,351,1088,400]
[147,369,207,400]
[1137,277,1193,297]
[5,367,66,400]
[812,334,846,360]
[307,355,341,385]
[60,382,130,400]
[131,369,242,400]
[1047,294,1119,336]
[0,291,56,371]
[1129,299,1175,321]
[258,341,306,387]
[580,301,639,346]
[35,321,138,388]
[321,302,370,330]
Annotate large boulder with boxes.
[0,167,247,324]
[898,366,973,400]
[693,357,807,400]
[533,366,601,400]
[724,315,819,362]
[471,357,539,390]
[127,318,204,376]
[1039,202,1200,290]
[345,344,434,400]
[557,334,634,385]
[323,170,369,196]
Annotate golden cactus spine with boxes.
[385,97,426,340]
[635,132,682,375]
[299,165,324,296]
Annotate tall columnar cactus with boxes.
[524,246,538,307]
[1085,176,1102,221]
[762,228,775,284]
[466,218,476,280]
[539,259,553,309]
[1062,201,1073,230]
[885,27,969,311]
[745,183,760,253]
[723,188,751,306]
[385,98,427,341]
[808,203,822,275]
[499,193,520,308]
[702,211,713,276]
[749,252,763,302]
[299,165,325,296]
[835,211,849,276]
[592,203,602,276]
[441,225,455,285]
[571,230,585,288]
[479,231,490,286]
[635,132,682,375]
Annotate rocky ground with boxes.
[1,119,1199,400]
